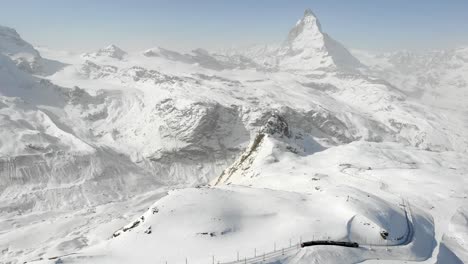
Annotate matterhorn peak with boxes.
[287,8,323,46]
[278,9,362,72]
[302,8,320,26]
[301,9,323,32]
[303,8,315,17]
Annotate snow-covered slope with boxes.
[61,115,468,264]
[74,184,410,264]
[0,53,164,216]
[352,47,468,111]
[0,25,65,75]
[1,8,467,264]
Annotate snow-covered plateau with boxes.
[0,9,467,264]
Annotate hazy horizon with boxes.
[1,0,468,53]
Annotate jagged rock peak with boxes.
[303,8,316,17]
[292,9,323,34]
[288,8,323,40]
[302,8,320,26]
[260,112,291,138]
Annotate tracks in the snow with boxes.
[220,199,414,264]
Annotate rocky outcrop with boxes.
[212,112,324,185]
[260,113,291,138]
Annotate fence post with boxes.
[212,255,214,264]
[289,238,292,247]
[244,257,246,264]
[185,258,187,264]
[282,248,284,255]
[274,242,276,252]
[263,253,265,261]
[237,251,239,261]
[254,248,256,257]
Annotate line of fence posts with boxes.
[237,237,302,263]
[163,236,305,264]
[161,235,400,264]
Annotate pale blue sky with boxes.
[1,0,467,52]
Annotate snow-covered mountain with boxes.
[0,25,65,75]
[0,25,40,59]
[143,46,260,70]
[83,44,128,60]
[352,47,468,111]
[0,9,467,264]
[221,9,363,73]
[278,9,363,72]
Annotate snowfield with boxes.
[0,9,467,264]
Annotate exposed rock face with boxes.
[143,99,250,184]
[260,113,291,138]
